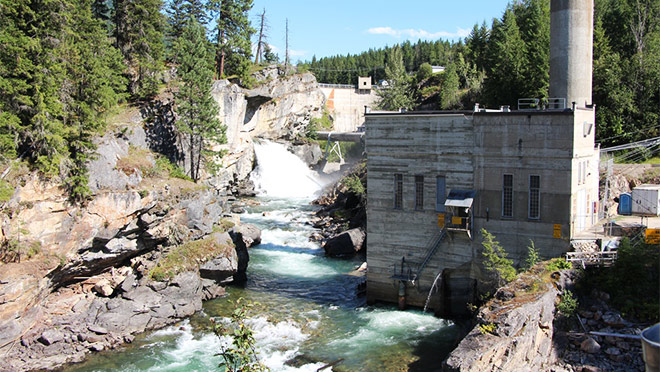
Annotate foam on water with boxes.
[251,141,325,198]
[327,309,451,356]
[260,228,319,250]
[250,249,338,278]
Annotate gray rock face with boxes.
[212,72,325,145]
[323,228,366,257]
[39,329,64,345]
[87,126,152,193]
[443,272,566,372]
[199,232,238,283]
[179,190,226,235]
[230,224,262,248]
[94,271,203,335]
[289,142,323,167]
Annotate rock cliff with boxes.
[0,67,326,371]
[0,118,260,372]
[443,268,576,372]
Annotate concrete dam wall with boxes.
[320,85,378,132]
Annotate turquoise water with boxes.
[65,143,461,372]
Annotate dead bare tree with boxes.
[254,8,269,64]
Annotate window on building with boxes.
[394,174,403,209]
[436,176,446,212]
[529,175,540,220]
[415,175,424,210]
[502,174,513,218]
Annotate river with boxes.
[65,141,461,372]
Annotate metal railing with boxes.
[413,228,447,282]
[566,251,618,269]
[391,228,447,284]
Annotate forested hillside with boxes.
[0,0,258,202]
[301,0,660,147]
[0,0,657,204]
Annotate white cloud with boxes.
[367,26,470,39]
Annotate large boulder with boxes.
[229,224,261,248]
[228,226,259,283]
[323,228,365,257]
[199,232,238,283]
[289,142,323,167]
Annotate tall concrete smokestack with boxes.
[549,0,593,108]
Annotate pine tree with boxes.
[440,62,460,109]
[174,18,226,182]
[514,0,550,100]
[114,0,165,99]
[376,46,414,111]
[0,0,70,172]
[209,0,254,81]
[63,0,126,201]
[483,8,528,107]
[0,0,125,201]
[166,0,210,52]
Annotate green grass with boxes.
[0,179,14,203]
[150,237,235,281]
[213,217,236,233]
[116,146,192,182]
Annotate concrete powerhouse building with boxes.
[365,0,600,315]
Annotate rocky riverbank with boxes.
[441,265,648,372]
[0,165,263,371]
[0,66,332,371]
[310,162,367,257]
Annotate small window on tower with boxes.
[415,175,424,210]
[529,175,540,220]
[502,174,513,218]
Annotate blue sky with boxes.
[248,0,513,62]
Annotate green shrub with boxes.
[213,298,269,372]
[416,62,433,83]
[306,110,333,140]
[524,240,541,270]
[0,179,14,203]
[480,229,516,286]
[343,174,365,195]
[478,322,497,335]
[149,237,234,281]
[546,257,571,272]
[579,239,659,322]
[152,156,193,181]
[557,290,578,317]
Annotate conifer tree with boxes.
[63,0,126,201]
[483,8,528,107]
[114,0,165,99]
[209,0,255,81]
[166,0,210,48]
[376,46,414,111]
[0,0,70,172]
[174,18,226,182]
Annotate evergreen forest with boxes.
[301,0,660,148]
[0,0,658,203]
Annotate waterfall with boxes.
[423,271,443,313]
[251,140,324,198]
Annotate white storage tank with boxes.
[632,184,660,216]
